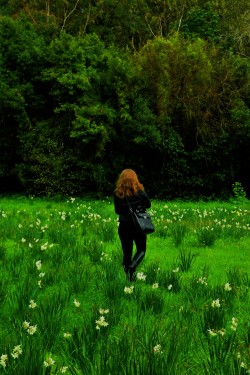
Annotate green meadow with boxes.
[0,196,249,374]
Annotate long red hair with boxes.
[115,169,144,198]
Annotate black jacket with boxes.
[114,190,151,222]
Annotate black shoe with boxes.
[129,267,136,282]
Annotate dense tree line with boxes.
[0,1,250,198]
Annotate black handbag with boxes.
[126,197,155,234]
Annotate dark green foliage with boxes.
[0,0,250,198]
[181,4,221,42]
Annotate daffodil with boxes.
[152,283,159,289]
[29,300,37,309]
[11,345,22,359]
[211,298,221,308]
[63,332,72,338]
[99,308,109,314]
[73,299,80,307]
[36,260,42,270]
[124,286,134,294]
[224,282,232,291]
[27,325,37,335]
[44,356,55,367]
[137,272,147,281]
[153,344,163,353]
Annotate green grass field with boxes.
[0,196,249,374]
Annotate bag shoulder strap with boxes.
[125,196,134,213]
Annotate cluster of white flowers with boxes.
[197,277,207,285]
[211,298,221,308]
[208,328,225,337]
[11,345,22,359]
[100,252,112,262]
[88,212,101,221]
[35,260,44,287]
[44,356,55,367]
[124,286,134,294]
[0,354,8,368]
[168,284,173,290]
[224,282,232,291]
[95,308,109,330]
[22,321,37,335]
[137,272,147,281]
[99,308,109,315]
[59,211,67,220]
[231,317,238,331]
[237,352,250,373]
[29,300,37,309]
[1,210,7,218]
[41,242,54,251]
[95,316,109,330]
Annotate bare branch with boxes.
[61,0,80,31]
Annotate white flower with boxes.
[27,325,37,335]
[224,282,232,291]
[0,354,8,367]
[22,321,30,329]
[99,308,109,314]
[21,238,26,243]
[95,316,109,329]
[63,332,72,338]
[38,280,42,288]
[41,242,48,251]
[153,344,163,353]
[124,286,134,294]
[231,317,238,331]
[197,277,207,285]
[168,284,173,290]
[11,345,22,359]
[29,300,37,309]
[211,298,221,308]
[43,357,55,367]
[0,354,8,362]
[73,299,81,307]
[152,283,159,289]
[172,267,179,273]
[29,242,33,248]
[60,366,69,373]
[240,362,247,368]
[137,272,147,281]
[208,329,217,336]
[39,272,45,278]
[36,260,42,270]
[218,329,226,336]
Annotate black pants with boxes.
[118,220,146,270]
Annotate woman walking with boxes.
[114,169,151,281]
